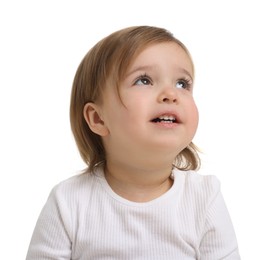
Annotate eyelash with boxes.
[133,74,153,86]
[176,78,193,90]
[133,74,193,91]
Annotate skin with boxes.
[84,42,199,202]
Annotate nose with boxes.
[158,87,178,104]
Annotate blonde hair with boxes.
[70,26,200,172]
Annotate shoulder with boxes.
[175,168,220,187]
[53,171,92,192]
[174,169,220,188]
[173,169,221,207]
[184,170,219,189]
[48,169,101,205]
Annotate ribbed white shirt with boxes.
[26,168,240,259]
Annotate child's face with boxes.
[99,42,198,163]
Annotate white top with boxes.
[26,168,240,259]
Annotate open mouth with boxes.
[151,115,177,124]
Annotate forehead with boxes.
[127,42,194,77]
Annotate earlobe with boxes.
[83,103,109,136]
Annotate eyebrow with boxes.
[126,65,193,79]
[179,68,194,80]
[125,65,155,77]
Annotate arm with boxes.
[199,186,240,260]
[26,187,72,260]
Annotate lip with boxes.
[150,110,181,124]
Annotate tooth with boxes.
[159,115,175,120]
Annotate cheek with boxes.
[187,101,199,132]
[193,104,199,124]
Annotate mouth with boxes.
[151,114,178,124]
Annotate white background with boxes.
[0,0,264,259]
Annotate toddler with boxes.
[26,25,240,259]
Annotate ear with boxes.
[83,103,109,136]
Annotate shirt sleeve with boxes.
[26,186,72,260]
[199,180,240,260]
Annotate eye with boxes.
[134,74,152,86]
[175,79,192,90]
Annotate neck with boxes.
[104,161,174,202]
